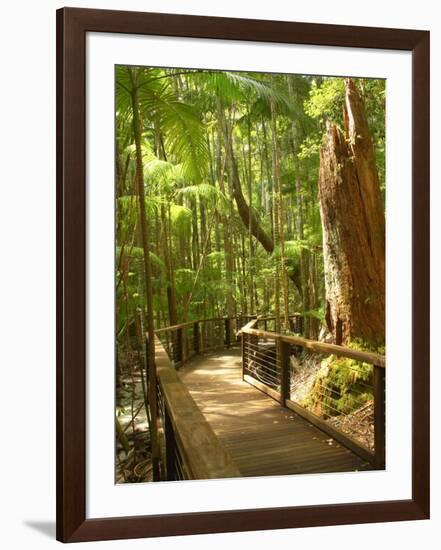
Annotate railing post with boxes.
[225,318,231,348]
[193,321,200,355]
[145,335,160,481]
[175,328,183,364]
[374,365,386,469]
[279,340,291,406]
[164,406,177,481]
[241,333,247,380]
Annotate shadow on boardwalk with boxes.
[178,348,372,477]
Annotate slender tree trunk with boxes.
[261,118,274,241]
[270,91,289,330]
[318,79,385,347]
[191,197,199,271]
[246,110,255,314]
[216,101,235,321]
[129,68,160,479]
[161,204,177,326]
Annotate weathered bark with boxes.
[318,79,385,347]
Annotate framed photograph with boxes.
[56,7,430,543]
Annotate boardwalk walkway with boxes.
[178,348,371,477]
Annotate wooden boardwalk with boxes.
[178,348,372,477]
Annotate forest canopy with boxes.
[116,67,385,341]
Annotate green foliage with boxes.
[297,135,322,160]
[143,159,185,192]
[116,66,209,183]
[169,204,192,233]
[284,239,308,259]
[192,70,305,118]
[174,268,196,296]
[178,184,229,214]
[304,78,345,124]
[302,308,325,322]
[115,66,385,340]
[206,250,225,265]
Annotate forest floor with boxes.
[116,350,152,483]
[328,401,374,451]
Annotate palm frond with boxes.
[177,183,229,214]
[169,204,192,233]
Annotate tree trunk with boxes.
[216,101,235,322]
[318,79,385,348]
[129,68,160,479]
[270,91,289,330]
[160,204,177,326]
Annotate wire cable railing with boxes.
[239,318,385,468]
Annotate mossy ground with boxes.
[302,339,380,418]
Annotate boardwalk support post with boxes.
[193,321,200,355]
[373,365,386,469]
[176,327,184,364]
[279,340,291,406]
[225,318,231,348]
[164,406,177,481]
[241,333,247,380]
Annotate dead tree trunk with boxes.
[318,79,385,348]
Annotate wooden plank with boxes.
[285,399,375,464]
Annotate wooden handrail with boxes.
[154,314,384,367]
[154,314,301,336]
[154,316,234,335]
[241,326,385,368]
[154,320,195,334]
[236,318,258,336]
[255,314,302,321]
[154,336,241,480]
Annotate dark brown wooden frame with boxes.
[56,7,430,543]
